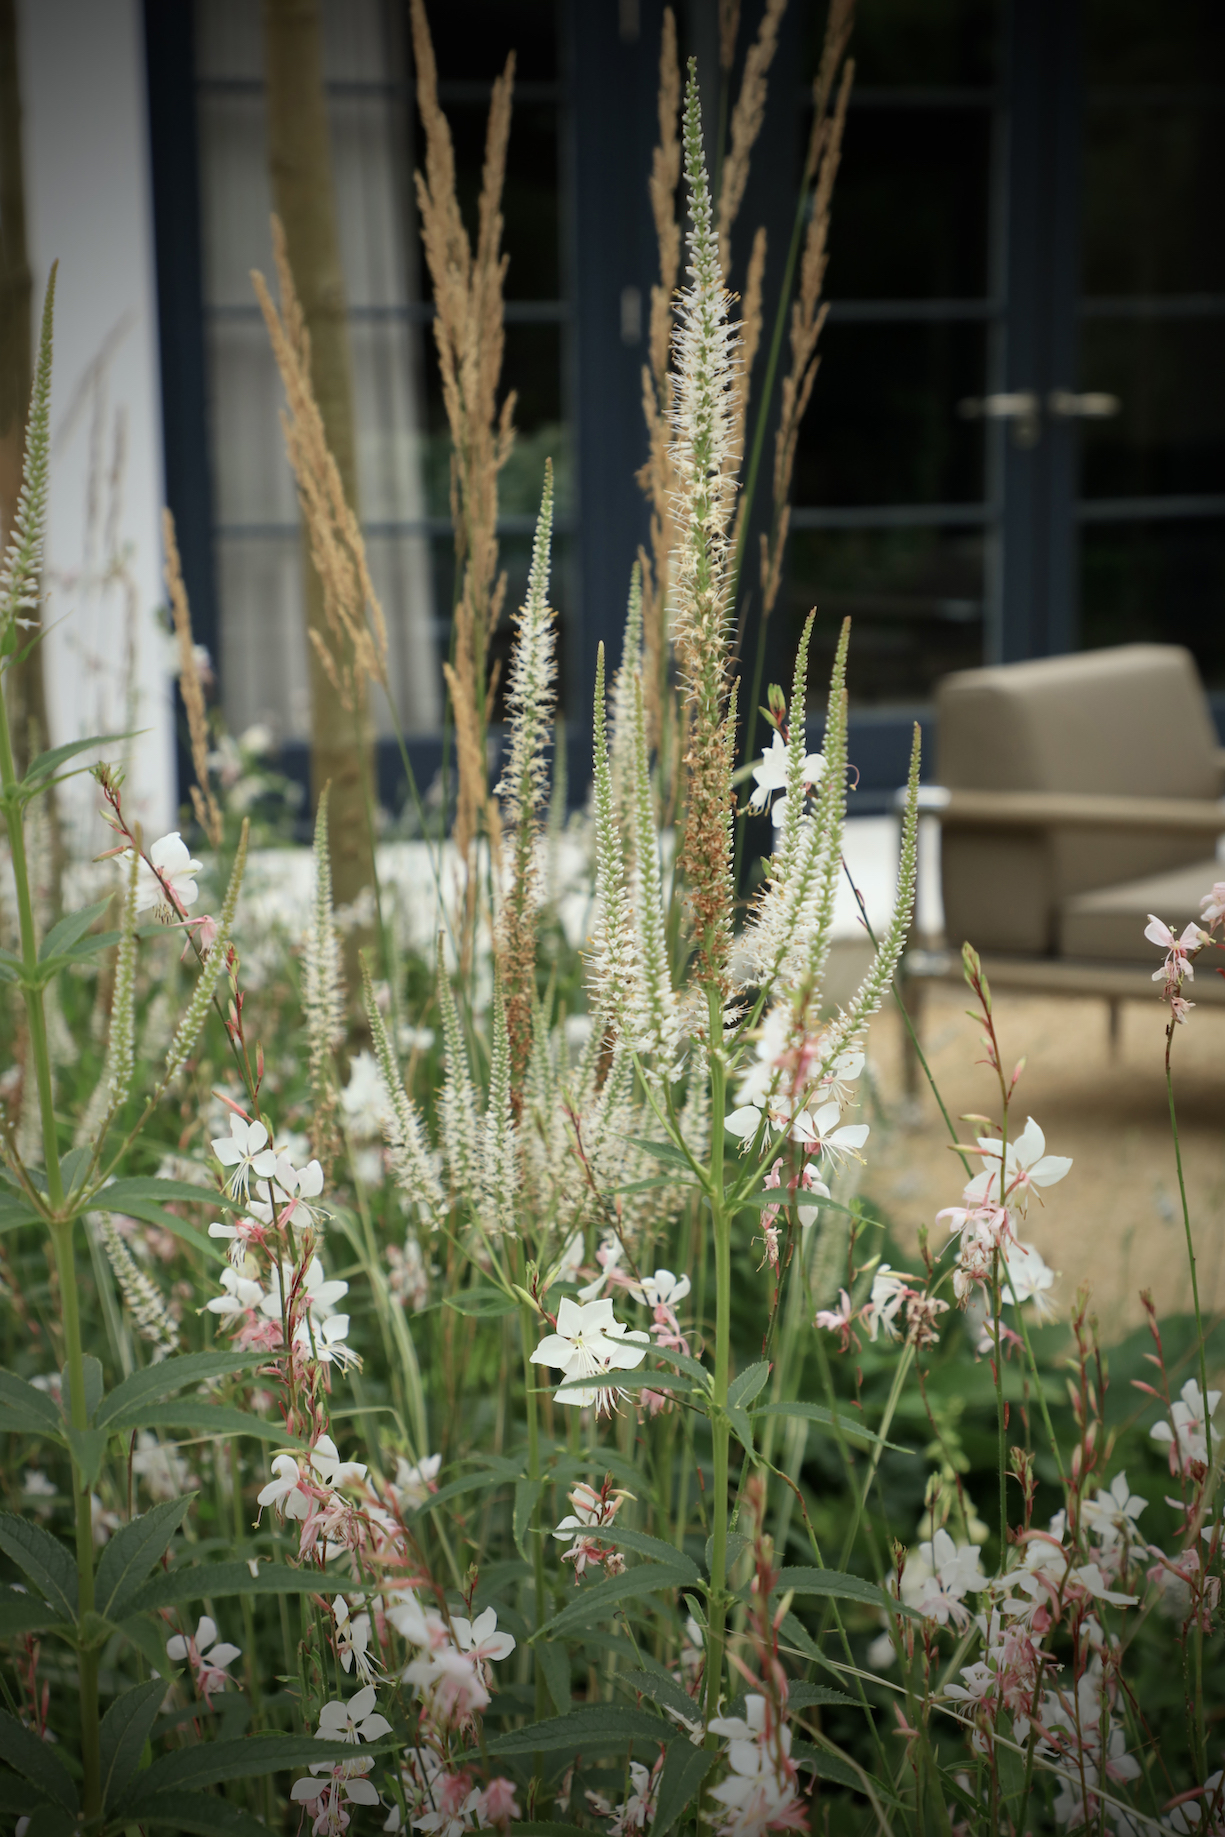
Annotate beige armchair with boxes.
[900,644,1225,1079]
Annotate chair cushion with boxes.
[1058,857,1220,964]
[939,645,1221,954]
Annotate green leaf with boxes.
[110,1402,296,1445]
[617,1668,702,1727]
[65,1425,109,1488]
[115,1610,176,1674]
[787,1679,857,1712]
[101,1175,240,1213]
[0,1514,77,1622]
[121,1792,277,1836]
[95,1496,194,1620]
[726,1403,755,1459]
[444,1286,519,1319]
[95,1349,265,1430]
[126,1735,388,1800]
[23,731,133,786]
[0,1708,78,1811]
[651,1739,717,1835]
[0,1369,62,1433]
[100,1677,165,1812]
[39,897,113,962]
[789,1739,870,1792]
[751,1400,911,1453]
[410,1463,517,1519]
[536,1639,571,1715]
[514,1476,544,1561]
[0,1196,40,1234]
[0,1586,59,1638]
[624,1136,693,1171]
[539,1561,694,1640]
[125,1561,330,1614]
[486,1703,668,1756]
[600,1530,700,1583]
[704,1532,750,1577]
[0,949,22,982]
[91,1195,226,1264]
[728,1361,771,1410]
[773,1566,917,1620]
[71,1353,105,1420]
[646,1344,711,1391]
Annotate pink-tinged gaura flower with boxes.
[814,1288,856,1351]
[211,1114,278,1200]
[1201,881,1225,928]
[964,1117,1071,1211]
[129,831,202,918]
[1145,913,1203,985]
[165,1614,241,1700]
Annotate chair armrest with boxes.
[909,785,1225,836]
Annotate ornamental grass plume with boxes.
[671,66,741,990]
[409,0,516,915]
[162,507,222,849]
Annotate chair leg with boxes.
[1107,998,1122,1060]
[899,974,927,1100]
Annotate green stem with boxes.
[520,1307,550,1740]
[0,679,101,1815]
[703,993,731,1723]
[1165,1030,1210,1470]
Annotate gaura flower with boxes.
[964,1117,1071,1210]
[129,831,202,917]
[165,1614,241,1698]
[747,729,824,828]
[531,1296,649,1410]
[211,1114,278,1201]
[1144,913,1203,983]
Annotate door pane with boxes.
[1082,519,1225,690]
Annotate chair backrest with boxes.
[937,644,1220,954]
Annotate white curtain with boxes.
[196,0,440,742]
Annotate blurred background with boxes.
[2,0,1223,820]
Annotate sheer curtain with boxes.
[195,0,439,743]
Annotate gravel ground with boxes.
[858,981,1225,1338]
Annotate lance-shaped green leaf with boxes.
[727,1360,771,1410]
[0,1587,60,1638]
[485,1703,668,1757]
[93,1192,227,1264]
[0,1708,78,1814]
[119,1793,285,1836]
[100,1678,166,1812]
[94,1495,195,1620]
[114,1403,296,1446]
[444,1286,518,1320]
[22,730,133,789]
[95,1349,265,1430]
[651,1739,717,1835]
[0,1369,63,1434]
[38,897,114,962]
[751,1399,912,1454]
[537,1560,695,1640]
[0,1195,39,1234]
[590,1530,700,1582]
[123,1735,391,1802]
[0,1515,77,1622]
[617,1668,703,1727]
[787,1679,857,1712]
[772,1565,919,1619]
[124,1561,331,1614]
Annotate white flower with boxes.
[901,1527,984,1626]
[211,1115,278,1200]
[748,730,824,827]
[340,1050,389,1141]
[389,1453,441,1512]
[1152,1378,1221,1472]
[129,831,202,916]
[792,1099,869,1166]
[861,1266,912,1342]
[1201,882,1225,926]
[630,1268,691,1309]
[531,1296,649,1409]
[204,1267,266,1321]
[1145,913,1203,982]
[999,1239,1058,1318]
[1082,1472,1147,1548]
[451,1605,515,1680]
[274,1153,326,1230]
[708,1695,803,1832]
[964,1117,1072,1210]
[260,1254,348,1323]
[315,1684,393,1745]
[256,1436,367,1521]
[165,1614,242,1695]
[333,1598,379,1684]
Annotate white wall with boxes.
[17,0,174,842]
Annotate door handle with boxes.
[1047,389,1121,419]
[958,390,1040,447]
